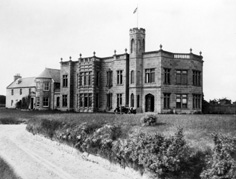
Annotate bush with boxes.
[200,134,236,179]
[140,114,157,126]
[112,128,200,178]
[0,118,24,124]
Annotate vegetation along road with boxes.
[0,124,142,179]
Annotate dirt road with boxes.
[0,124,144,179]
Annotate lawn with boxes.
[1,108,236,178]
[1,108,236,149]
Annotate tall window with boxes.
[79,72,92,86]
[131,39,134,53]
[137,95,140,108]
[164,68,171,84]
[164,93,170,109]
[193,94,201,109]
[107,70,113,88]
[117,94,122,107]
[56,97,60,107]
[36,97,40,107]
[43,82,50,91]
[176,94,188,109]
[43,97,49,107]
[62,95,68,107]
[11,89,14,95]
[193,70,201,86]
[62,75,68,87]
[137,71,140,85]
[96,93,99,108]
[107,93,113,109]
[145,68,155,83]
[131,70,134,84]
[79,93,92,108]
[176,70,188,85]
[117,70,123,85]
[20,89,22,95]
[131,93,134,107]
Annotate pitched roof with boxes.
[36,68,60,83]
[7,77,36,89]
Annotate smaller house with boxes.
[35,68,60,110]
[6,74,36,109]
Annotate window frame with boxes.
[62,75,68,88]
[176,94,188,109]
[62,95,68,107]
[193,70,201,86]
[117,70,123,85]
[43,82,50,91]
[164,68,171,85]
[193,94,201,109]
[145,68,155,83]
[176,70,188,85]
[117,93,122,107]
[43,97,49,107]
[131,70,134,84]
[164,93,171,109]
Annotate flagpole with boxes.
[137,4,138,28]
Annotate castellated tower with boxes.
[129,28,145,112]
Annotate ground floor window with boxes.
[193,94,201,109]
[117,94,122,107]
[107,93,113,109]
[176,94,188,109]
[96,93,99,108]
[62,95,68,107]
[56,97,60,107]
[79,93,92,108]
[131,93,134,107]
[36,97,40,107]
[43,97,49,107]
[164,93,170,109]
[137,95,140,108]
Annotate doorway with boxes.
[30,98,34,109]
[145,94,154,112]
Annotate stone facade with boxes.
[6,27,203,113]
[59,27,203,113]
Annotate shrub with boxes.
[200,134,236,179]
[112,128,198,178]
[80,124,122,160]
[140,114,157,126]
[0,118,24,124]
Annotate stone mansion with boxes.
[6,27,203,113]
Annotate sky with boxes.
[0,0,236,102]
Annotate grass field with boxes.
[1,108,236,178]
[1,108,236,150]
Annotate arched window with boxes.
[138,40,141,51]
[137,71,140,85]
[131,70,134,84]
[131,93,134,107]
[137,95,140,108]
[131,39,135,53]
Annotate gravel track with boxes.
[0,125,144,179]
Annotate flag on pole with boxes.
[133,7,138,14]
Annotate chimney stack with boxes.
[14,74,21,81]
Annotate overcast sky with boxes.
[0,0,235,101]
